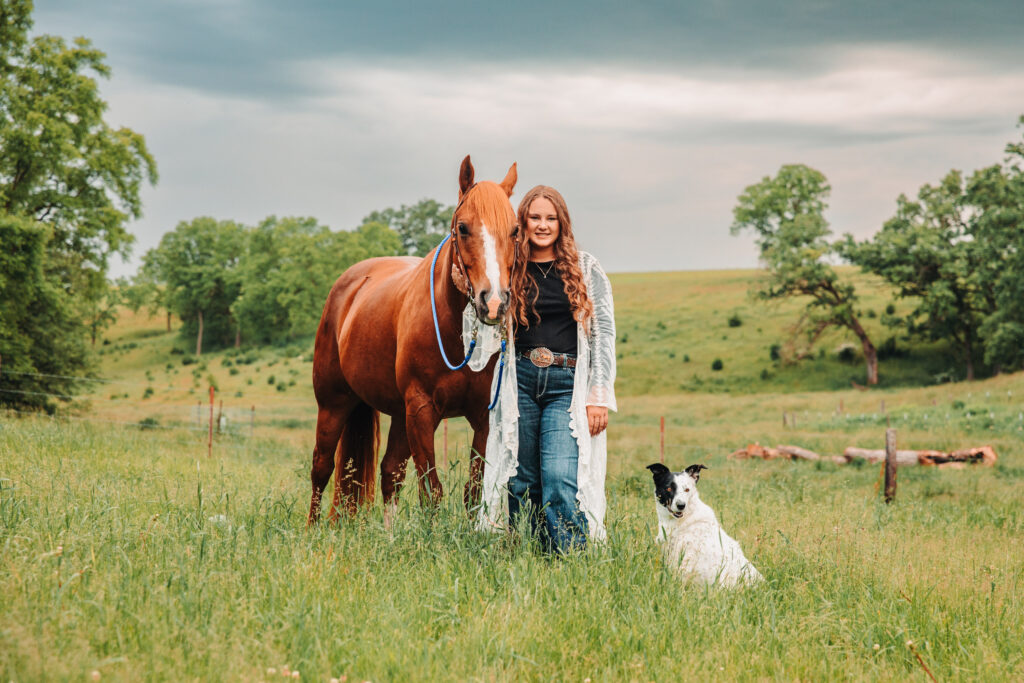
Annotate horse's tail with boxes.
[333,402,380,512]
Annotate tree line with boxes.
[125,202,452,355]
[731,116,1024,385]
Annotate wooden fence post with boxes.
[208,386,214,458]
[884,428,897,503]
[660,416,665,464]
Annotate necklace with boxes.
[534,260,556,279]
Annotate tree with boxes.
[0,215,88,411]
[362,199,453,256]
[1,1,157,292]
[231,217,402,345]
[731,164,879,384]
[0,0,156,407]
[968,117,1024,372]
[141,218,246,355]
[841,171,991,380]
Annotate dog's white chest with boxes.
[658,502,763,588]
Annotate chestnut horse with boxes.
[307,156,518,524]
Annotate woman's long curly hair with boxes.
[511,185,593,332]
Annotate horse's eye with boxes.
[458,222,470,236]
[511,225,519,238]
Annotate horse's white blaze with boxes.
[480,224,502,317]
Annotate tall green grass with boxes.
[2,418,1021,681]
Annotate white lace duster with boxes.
[463,251,616,540]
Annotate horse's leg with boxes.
[308,400,352,526]
[404,395,443,505]
[380,415,410,506]
[463,409,490,512]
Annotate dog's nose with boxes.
[675,503,686,511]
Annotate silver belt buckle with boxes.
[529,347,554,368]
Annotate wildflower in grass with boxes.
[291,672,299,679]
[873,644,880,651]
[267,669,276,676]
[90,671,101,681]
[281,666,290,677]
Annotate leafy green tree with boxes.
[968,118,1024,372]
[231,217,402,345]
[0,215,88,411]
[0,0,156,407]
[362,199,452,256]
[731,164,879,384]
[141,218,246,355]
[1,0,157,294]
[841,171,991,380]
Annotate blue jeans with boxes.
[508,356,588,553]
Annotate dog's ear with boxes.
[684,464,708,482]
[647,463,670,478]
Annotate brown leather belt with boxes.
[518,347,577,368]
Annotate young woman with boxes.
[477,185,616,553]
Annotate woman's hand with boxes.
[586,405,608,436]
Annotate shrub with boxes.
[683,354,690,363]
[769,344,781,362]
[276,382,287,392]
[711,358,724,371]
[181,355,196,366]
[229,367,240,376]
[142,387,154,399]
[267,375,276,385]
[877,336,907,360]
[760,368,773,380]
[836,343,858,364]
[221,358,234,367]
[727,313,742,327]
[138,417,160,431]
[885,303,896,315]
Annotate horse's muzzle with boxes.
[477,288,510,325]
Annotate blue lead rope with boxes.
[430,233,507,410]
[487,339,507,411]
[430,233,476,370]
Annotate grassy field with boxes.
[2,267,1023,680]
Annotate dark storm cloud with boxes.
[34,0,1024,99]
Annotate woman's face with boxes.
[525,196,560,253]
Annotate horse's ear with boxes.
[499,162,517,197]
[459,155,475,199]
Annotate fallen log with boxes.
[843,447,941,466]
[919,446,997,467]
[776,445,821,461]
[731,443,997,468]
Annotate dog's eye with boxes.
[684,488,690,493]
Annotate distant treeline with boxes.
[124,200,453,354]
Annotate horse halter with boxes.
[449,182,520,301]
[430,182,517,409]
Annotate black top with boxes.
[516,261,578,354]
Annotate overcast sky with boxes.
[33,0,1024,276]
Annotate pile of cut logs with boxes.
[729,443,997,469]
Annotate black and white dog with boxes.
[647,463,763,588]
